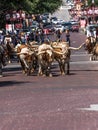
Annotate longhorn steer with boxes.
[37,44,54,77]
[16,44,37,75]
[52,41,85,75]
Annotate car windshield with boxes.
[62,22,71,26]
[44,24,53,28]
[87,24,98,30]
[72,23,79,26]
[55,25,62,28]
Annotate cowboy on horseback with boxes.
[0,45,6,77]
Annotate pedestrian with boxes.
[65,29,70,46]
[4,33,12,44]
[20,33,26,44]
[56,29,61,41]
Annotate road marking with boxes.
[78,104,98,111]
[71,61,98,64]
[71,54,91,56]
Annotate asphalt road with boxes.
[1,32,98,130]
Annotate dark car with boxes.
[43,24,55,34]
[62,22,72,30]
[30,21,39,30]
[85,24,98,35]
[42,13,49,18]
[71,23,80,32]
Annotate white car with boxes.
[52,19,59,24]
[52,19,64,24]
[57,19,65,24]
[54,24,64,32]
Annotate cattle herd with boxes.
[0,39,85,77]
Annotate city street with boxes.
[1,32,98,130]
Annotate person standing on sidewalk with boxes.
[65,29,70,46]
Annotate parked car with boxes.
[54,19,65,24]
[54,24,64,32]
[43,24,55,34]
[85,24,98,35]
[50,17,58,23]
[71,23,80,32]
[62,22,72,30]
[30,21,39,30]
[42,13,49,18]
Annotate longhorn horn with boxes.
[52,45,62,49]
[17,51,34,55]
[69,43,85,50]
[37,51,46,55]
[53,50,65,55]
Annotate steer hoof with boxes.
[8,60,11,64]
[61,73,65,76]
[42,74,46,77]
[38,73,43,76]
[49,73,53,77]
[31,68,34,73]
[22,70,26,74]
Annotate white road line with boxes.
[71,61,98,64]
[78,104,98,111]
[71,54,91,56]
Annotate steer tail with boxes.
[69,43,85,50]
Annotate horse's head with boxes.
[0,45,7,65]
[90,36,96,44]
[84,37,94,54]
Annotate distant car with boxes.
[69,20,79,25]
[71,23,80,32]
[42,16,48,23]
[30,21,39,30]
[43,25,55,34]
[50,17,57,21]
[42,13,49,18]
[57,19,65,24]
[51,19,59,24]
[54,24,64,32]
[67,2,74,7]
[62,22,72,30]
[22,28,31,34]
[30,25,39,31]
[50,17,58,23]
[85,24,98,35]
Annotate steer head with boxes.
[37,49,54,77]
[84,37,95,54]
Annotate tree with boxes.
[0,0,62,28]
[88,0,98,6]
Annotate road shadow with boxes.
[0,81,31,87]
[3,66,21,72]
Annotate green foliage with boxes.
[0,0,62,28]
[88,0,98,6]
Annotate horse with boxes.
[84,36,96,54]
[84,36,98,61]
[3,40,16,63]
[0,44,7,77]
